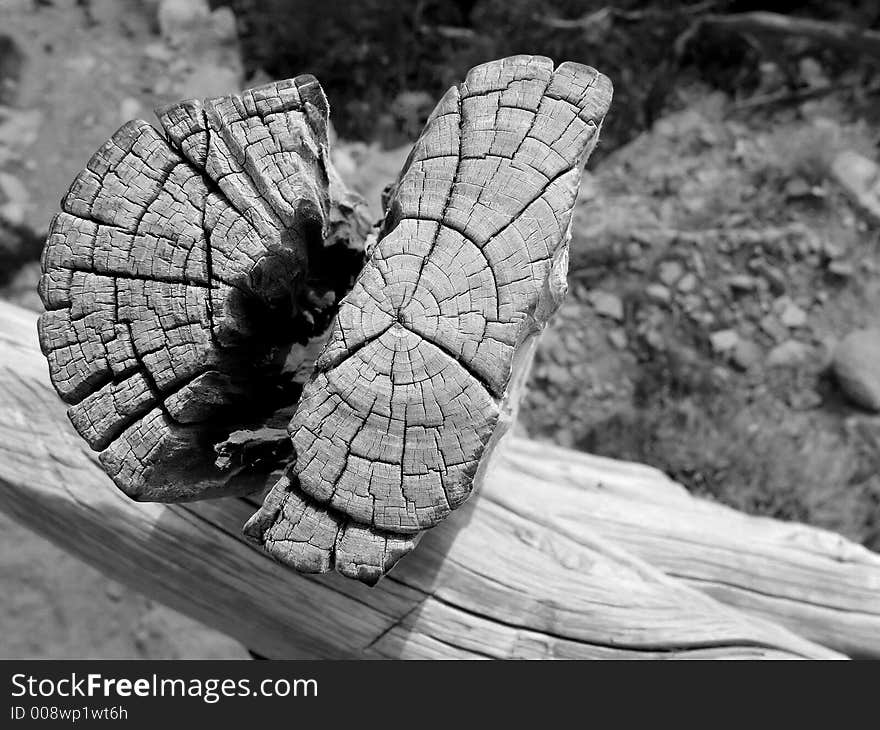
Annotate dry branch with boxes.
[538,1,725,32]
[695,11,880,59]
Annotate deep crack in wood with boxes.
[37,76,371,501]
[244,56,613,584]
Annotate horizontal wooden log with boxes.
[0,300,854,658]
[502,440,880,659]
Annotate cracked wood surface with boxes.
[37,76,370,501]
[0,300,855,658]
[501,440,880,659]
[245,55,613,583]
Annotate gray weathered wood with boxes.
[246,56,613,582]
[0,300,855,659]
[501,439,880,659]
[19,58,879,655]
[37,76,370,502]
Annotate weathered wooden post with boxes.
[37,75,371,503]
[37,55,614,584]
[246,57,613,582]
[2,55,877,658]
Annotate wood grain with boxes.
[501,439,880,659]
[0,301,855,659]
[37,76,370,502]
[245,55,614,582]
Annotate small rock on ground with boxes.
[589,290,624,321]
[732,338,762,371]
[710,329,739,352]
[645,283,671,303]
[832,329,880,411]
[767,339,810,368]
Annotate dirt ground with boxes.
[524,96,880,550]
[0,511,248,658]
[1,0,878,658]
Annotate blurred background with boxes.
[1,0,879,657]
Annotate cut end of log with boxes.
[37,77,371,501]
[246,56,613,582]
[36,57,612,582]
[243,465,419,586]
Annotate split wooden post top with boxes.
[37,55,613,583]
[38,76,372,502]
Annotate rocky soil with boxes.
[524,90,880,548]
